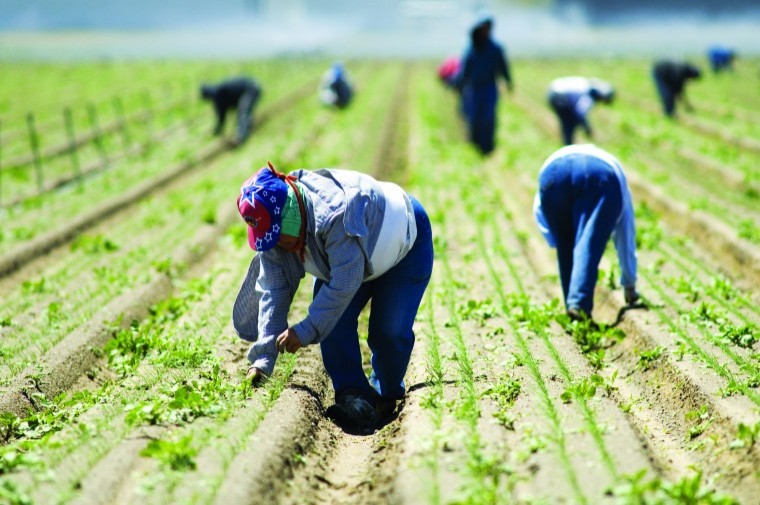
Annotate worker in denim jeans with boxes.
[534,145,640,321]
[547,76,614,145]
[200,77,261,145]
[232,162,434,433]
[456,10,513,155]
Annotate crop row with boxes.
[0,59,758,505]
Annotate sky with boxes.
[0,0,758,59]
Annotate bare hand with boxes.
[276,328,302,354]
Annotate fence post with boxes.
[63,107,82,179]
[112,96,131,150]
[87,103,109,168]
[26,112,44,194]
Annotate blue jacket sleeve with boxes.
[611,172,638,288]
[533,192,556,248]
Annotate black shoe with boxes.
[374,396,398,426]
[326,389,376,434]
[567,307,600,331]
[566,307,586,321]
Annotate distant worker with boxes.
[707,45,736,73]
[652,60,701,118]
[200,77,262,145]
[320,62,354,109]
[534,144,640,321]
[437,55,461,89]
[457,10,513,155]
[547,76,614,145]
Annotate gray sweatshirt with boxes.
[232,169,415,376]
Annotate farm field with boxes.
[1,57,759,505]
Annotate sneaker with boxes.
[326,389,376,434]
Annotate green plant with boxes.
[140,435,197,471]
[738,219,760,244]
[611,469,738,504]
[70,234,119,254]
[729,422,760,450]
[686,405,712,440]
[636,346,665,371]
[0,479,33,505]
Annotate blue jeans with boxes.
[549,94,584,145]
[538,155,622,315]
[653,71,675,117]
[462,83,498,154]
[316,196,434,400]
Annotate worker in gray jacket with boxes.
[232,162,434,433]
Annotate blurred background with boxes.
[1,0,759,60]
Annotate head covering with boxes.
[589,78,614,103]
[237,163,289,251]
[331,62,344,80]
[471,8,493,31]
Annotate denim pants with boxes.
[316,196,434,400]
[653,72,675,117]
[538,155,622,314]
[462,83,498,154]
[549,95,582,145]
[236,87,259,142]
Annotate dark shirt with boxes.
[200,77,261,134]
[459,39,512,89]
[653,61,700,95]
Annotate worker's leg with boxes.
[317,280,374,397]
[566,158,623,314]
[537,159,575,304]
[366,196,433,400]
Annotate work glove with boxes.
[624,286,640,305]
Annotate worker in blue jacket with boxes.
[457,11,513,155]
[547,76,614,145]
[534,144,640,321]
[200,77,261,145]
[707,45,736,73]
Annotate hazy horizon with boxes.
[1,1,758,60]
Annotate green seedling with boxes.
[738,219,760,244]
[70,234,119,254]
[21,277,46,295]
[729,422,760,450]
[560,375,604,403]
[458,298,497,325]
[611,469,738,504]
[483,376,521,429]
[635,346,666,371]
[0,479,33,505]
[720,323,758,349]
[686,405,712,440]
[634,202,664,250]
[140,435,197,471]
[668,275,701,303]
